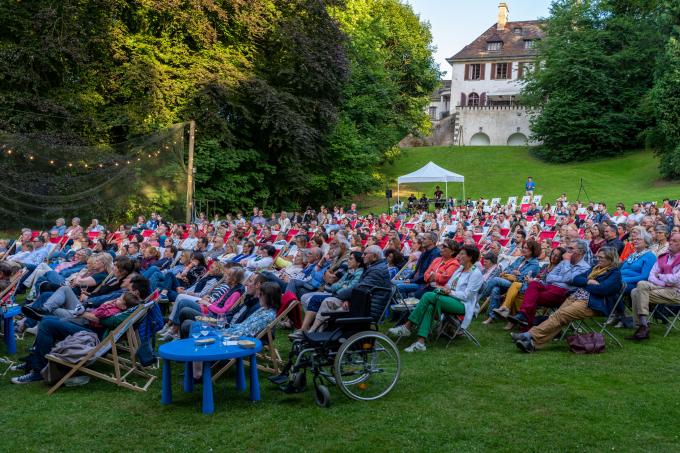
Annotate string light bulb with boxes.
[29,155,34,160]
[6,149,11,155]
[68,163,73,167]
[49,160,54,165]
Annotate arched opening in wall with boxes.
[470,132,490,146]
[467,92,480,107]
[507,132,528,146]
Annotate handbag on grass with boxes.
[567,332,605,354]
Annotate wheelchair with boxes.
[271,288,401,407]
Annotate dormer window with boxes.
[487,41,503,51]
[513,27,523,35]
[524,39,535,49]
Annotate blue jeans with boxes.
[171,299,201,325]
[486,277,513,318]
[30,317,93,372]
[23,292,54,328]
[286,279,317,299]
[395,282,422,297]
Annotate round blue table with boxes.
[158,335,263,414]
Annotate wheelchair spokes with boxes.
[333,332,401,401]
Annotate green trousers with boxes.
[408,291,465,339]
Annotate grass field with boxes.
[2,318,680,452]
[356,146,680,213]
[4,146,680,452]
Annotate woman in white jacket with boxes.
[388,245,483,352]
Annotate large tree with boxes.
[650,1,680,177]
[0,0,438,221]
[522,0,665,162]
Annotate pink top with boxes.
[648,253,680,289]
[205,291,242,315]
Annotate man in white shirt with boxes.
[278,211,291,232]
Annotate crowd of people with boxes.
[2,190,680,385]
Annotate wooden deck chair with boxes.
[212,298,301,381]
[45,297,158,395]
[0,269,27,305]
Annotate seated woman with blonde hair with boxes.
[511,246,622,353]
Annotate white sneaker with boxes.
[25,326,38,336]
[388,325,411,338]
[159,331,178,342]
[404,341,426,353]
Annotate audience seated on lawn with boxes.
[6,192,680,382]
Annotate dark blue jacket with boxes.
[572,267,622,316]
[413,246,440,284]
[337,259,391,320]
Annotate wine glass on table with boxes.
[191,326,200,351]
[216,314,227,346]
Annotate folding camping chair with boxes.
[649,297,680,338]
[583,282,626,347]
[45,296,159,395]
[436,313,480,347]
[212,297,302,381]
[558,283,626,347]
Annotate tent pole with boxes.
[397,182,400,208]
[463,181,466,203]
[445,180,448,201]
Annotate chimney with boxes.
[497,2,509,31]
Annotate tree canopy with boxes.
[522,0,666,163]
[0,0,439,221]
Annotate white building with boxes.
[429,3,545,146]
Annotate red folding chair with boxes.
[539,231,556,241]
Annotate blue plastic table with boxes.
[2,305,21,354]
[158,335,263,414]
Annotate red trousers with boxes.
[519,281,570,326]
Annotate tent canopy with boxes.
[396,161,465,204]
[397,161,464,184]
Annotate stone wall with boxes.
[456,105,537,146]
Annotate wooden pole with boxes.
[186,121,195,224]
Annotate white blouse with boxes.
[445,265,484,329]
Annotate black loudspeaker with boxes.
[385,189,393,199]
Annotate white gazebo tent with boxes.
[397,161,465,204]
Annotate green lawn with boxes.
[2,320,680,452]
[356,146,680,213]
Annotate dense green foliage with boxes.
[650,1,680,177]
[0,0,439,218]
[522,0,666,163]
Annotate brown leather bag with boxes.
[567,332,605,354]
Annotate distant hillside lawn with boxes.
[358,146,679,212]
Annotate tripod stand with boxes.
[576,178,591,203]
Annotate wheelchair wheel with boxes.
[333,331,400,401]
[291,371,306,391]
[314,384,331,408]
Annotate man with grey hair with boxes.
[394,232,439,297]
[509,239,591,327]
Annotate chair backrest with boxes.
[507,196,517,206]
[348,287,372,318]
[0,269,27,305]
